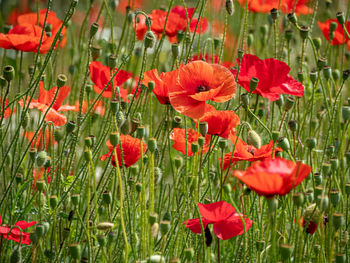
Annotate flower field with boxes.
[0,0,349,262]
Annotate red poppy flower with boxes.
[221,132,282,170]
[184,201,252,240]
[169,61,236,118]
[170,128,211,156]
[33,167,51,189]
[1,98,16,119]
[142,69,177,105]
[24,129,57,150]
[60,100,105,116]
[0,9,66,53]
[233,158,312,197]
[100,135,147,167]
[232,54,304,101]
[300,217,318,234]
[89,61,132,99]
[0,215,36,245]
[171,6,208,34]
[318,19,350,45]
[116,0,144,13]
[236,0,312,15]
[6,7,31,25]
[18,81,71,126]
[194,109,240,139]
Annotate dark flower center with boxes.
[196,85,210,93]
[247,148,255,155]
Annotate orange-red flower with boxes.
[318,19,350,45]
[142,69,177,105]
[236,0,312,15]
[23,129,57,150]
[221,132,282,170]
[233,158,312,197]
[1,99,15,119]
[19,82,71,126]
[169,61,236,118]
[232,54,304,101]
[194,108,240,139]
[60,100,105,116]
[170,128,211,156]
[89,61,132,99]
[116,0,144,13]
[100,135,147,167]
[0,215,36,245]
[0,9,66,53]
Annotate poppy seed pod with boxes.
[66,121,76,134]
[15,173,23,184]
[292,192,304,207]
[21,112,30,129]
[285,29,293,42]
[148,138,157,152]
[241,93,249,108]
[316,195,329,211]
[3,65,14,82]
[288,120,297,132]
[266,197,278,213]
[277,137,290,152]
[91,44,101,61]
[57,74,67,88]
[136,126,145,139]
[247,130,262,149]
[198,121,208,137]
[160,220,171,235]
[84,136,93,148]
[256,240,265,252]
[284,96,295,111]
[174,157,183,169]
[10,246,22,263]
[333,213,344,230]
[299,26,310,40]
[225,0,234,15]
[314,173,322,185]
[297,71,304,82]
[145,31,156,49]
[110,99,119,114]
[330,158,339,171]
[185,248,195,261]
[89,22,99,38]
[69,243,81,260]
[171,43,179,58]
[191,142,199,154]
[330,189,340,207]
[306,137,316,149]
[108,54,117,69]
[218,139,227,150]
[287,12,297,25]
[102,191,112,205]
[279,243,293,260]
[332,69,340,81]
[172,116,182,128]
[148,80,155,92]
[110,132,120,146]
[342,106,350,122]
[271,131,280,142]
[197,137,205,147]
[310,70,317,84]
[176,30,185,43]
[249,77,259,92]
[323,66,332,80]
[317,57,327,70]
[335,253,346,263]
[49,195,58,209]
[342,70,350,81]
[238,49,244,59]
[149,213,158,226]
[35,224,45,238]
[336,12,345,25]
[270,8,278,21]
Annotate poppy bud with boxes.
[287,12,297,25]
[333,213,344,230]
[336,12,345,25]
[314,173,322,185]
[323,66,332,80]
[84,136,93,148]
[97,222,114,231]
[299,26,310,40]
[279,243,293,260]
[97,234,106,247]
[83,149,92,161]
[218,139,227,150]
[69,243,81,260]
[71,194,80,206]
[249,77,259,92]
[342,106,350,122]
[285,29,293,42]
[148,138,157,152]
[270,8,278,21]
[49,195,58,209]
[335,253,346,263]
[277,137,290,152]
[247,129,262,149]
[176,30,185,43]
[90,22,99,38]
[116,111,125,127]
[3,65,14,82]
[292,192,304,207]
[148,81,155,92]
[108,54,117,69]
[225,0,234,15]
[342,70,350,81]
[90,44,101,61]
[102,191,112,205]
[312,37,322,50]
[21,112,30,129]
[172,116,182,128]
[330,189,340,207]
[284,96,295,111]
[306,137,316,149]
[145,31,156,49]
[160,220,171,235]
[10,246,21,263]
[174,157,183,169]
[149,213,158,226]
[36,151,47,167]
[317,57,327,70]
[288,120,297,132]
[171,43,179,58]
[237,49,244,59]
[241,93,249,108]
[110,132,120,146]
[66,121,76,134]
[135,182,142,193]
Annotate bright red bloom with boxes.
[171,6,208,34]
[236,0,312,15]
[195,109,240,139]
[100,135,147,167]
[116,0,144,13]
[89,61,132,99]
[24,129,56,150]
[142,69,177,105]
[301,217,318,234]
[169,61,236,118]
[233,158,312,197]
[221,132,282,170]
[0,215,36,245]
[19,81,71,126]
[1,99,16,119]
[184,201,252,240]
[60,100,105,116]
[170,128,211,156]
[6,7,31,25]
[318,19,350,45]
[232,54,304,101]
[0,9,66,53]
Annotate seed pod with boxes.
[284,96,295,111]
[174,157,183,169]
[249,77,259,92]
[108,54,117,69]
[285,29,293,42]
[3,65,15,82]
[287,12,297,25]
[342,106,350,122]
[218,139,227,150]
[35,224,45,238]
[323,66,332,80]
[299,26,309,40]
[69,243,81,260]
[176,30,185,43]
[198,137,205,147]
[277,137,290,152]
[191,142,199,154]
[102,191,112,205]
[279,243,293,261]
[90,22,99,38]
[312,37,322,50]
[314,173,322,185]
[172,116,182,128]
[66,121,76,134]
[91,44,102,60]
[160,220,171,235]
[288,120,297,132]
[267,197,278,213]
[184,248,195,261]
[171,43,179,58]
[49,195,58,209]
[71,194,80,206]
[270,8,278,21]
[225,0,234,15]
[317,57,327,70]
[199,121,208,137]
[256,240,265,252]
[57,74,67,88]
[292,192,304,207]
[148,138,157,152]
[306,137,316,149]
[330,189,340,207]
[343,70,350,81]
[336,12,345,25]
[21,112,30,129]
[135,182,142,193]
[333,213,344,230]
[110,132,120,146]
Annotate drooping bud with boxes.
[145,31,156,49]
[225,0,234,15]
[247,130,262,149]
